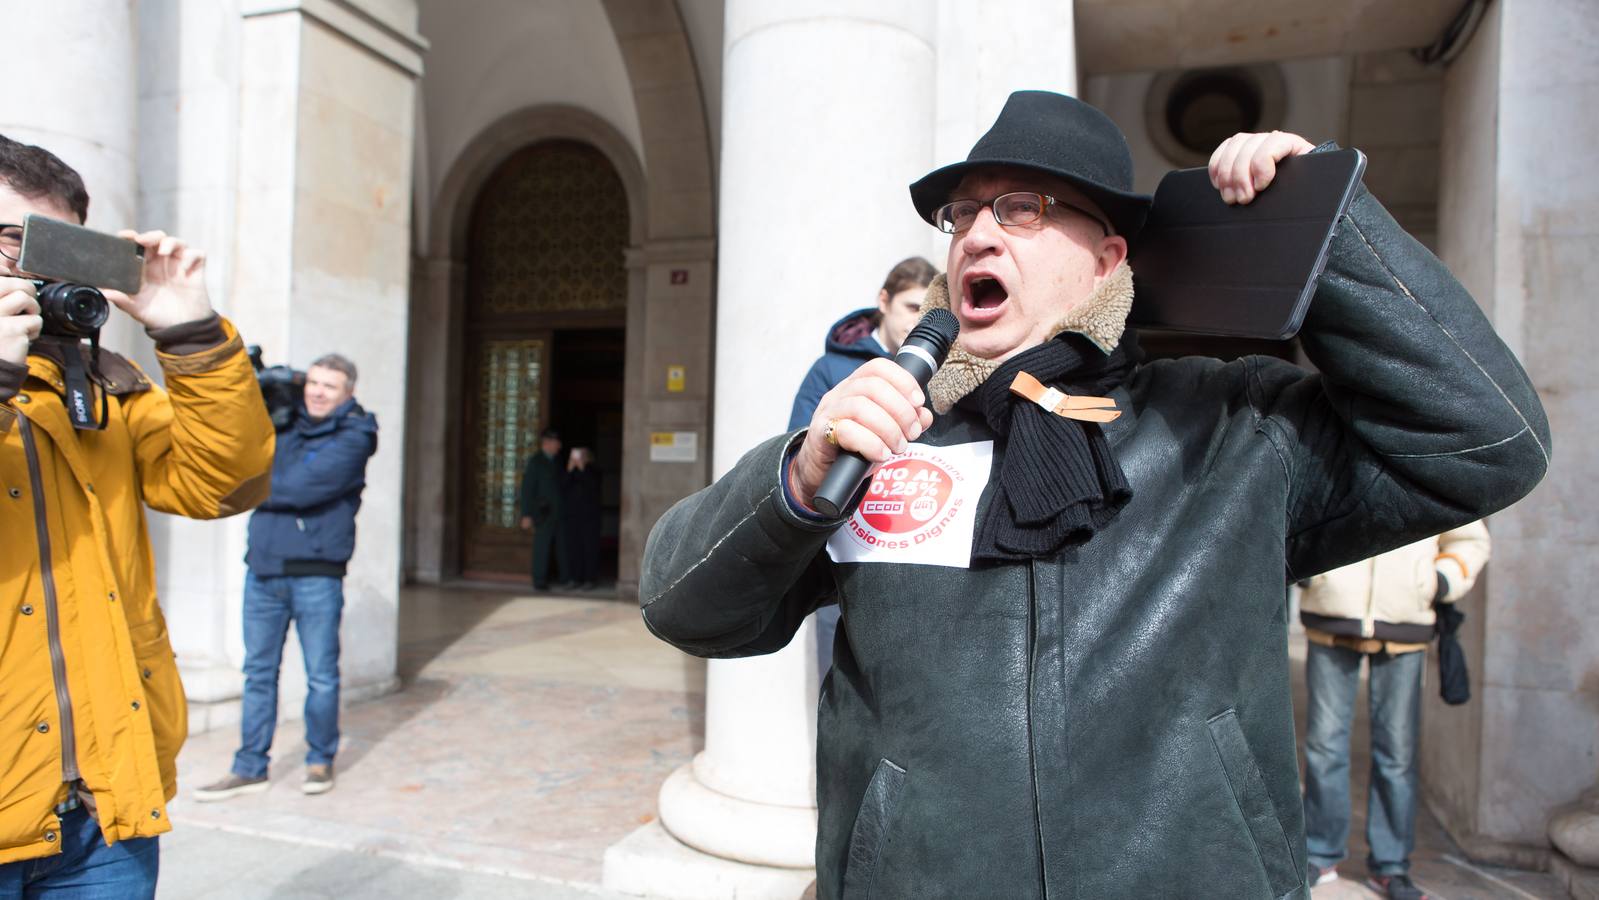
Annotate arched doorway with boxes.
[457,140,629,584]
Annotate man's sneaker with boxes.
[192,772,268,802]
[1368,874,1427,900]
[302,764,335,795]
[1308,863,1339,887]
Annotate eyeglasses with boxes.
[0,224,21,261]
[932,192,1110,237]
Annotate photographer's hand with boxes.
[0,277,42,370]
[103,230,214,331]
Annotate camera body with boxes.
[247,345,305,430]
[33,279,111,339]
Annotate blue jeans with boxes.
[0,807,158,898]
[233,571,344,779]
[1303,641,1425,876]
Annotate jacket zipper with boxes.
[18,416,82,785]
[1026,559,1049,896]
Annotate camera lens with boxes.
[64,286,110,329]
[37,282,111,337]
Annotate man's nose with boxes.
[959,206,1005,257]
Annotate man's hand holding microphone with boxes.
[790,309,957,516]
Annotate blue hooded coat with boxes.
[786,308,888,431]
[246,397,379,577]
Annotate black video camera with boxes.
[246,345,305,430]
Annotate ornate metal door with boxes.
[457,140,629,581]
[459,335,552,579]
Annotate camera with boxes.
[247,345,305,430]
[34,280,111,338]
[15,214,141,343]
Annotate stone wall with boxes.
[1428,0,1598,866]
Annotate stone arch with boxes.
[597,0,717,241]
[407,106,648,583]
[406,1,719,592]
[430,104,649,262]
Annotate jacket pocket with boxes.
[128,616,187,793]
[1207,709,1300,898]
[842,758,906,900]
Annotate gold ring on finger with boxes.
[823,418,841,447]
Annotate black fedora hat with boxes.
[909,90,1152,239]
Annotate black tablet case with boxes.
[1128,149,1367,341]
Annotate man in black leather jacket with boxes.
[639,91,1549,899]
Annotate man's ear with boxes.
[876,288,891,313]
[1095,235,1129,278]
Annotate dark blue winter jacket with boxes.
[246,397,378,577]
[786,308,887,430]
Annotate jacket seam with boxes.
[1379,425,1529,459]
[1245,359,1298,570]
[1344,215,1550,466]
[1244,358,1294,484]
[157,333,245,376]
[641,497,767,610]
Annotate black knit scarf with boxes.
[968,332,1139,562]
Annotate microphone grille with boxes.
[904,308,960,364]
[919,307,959,342]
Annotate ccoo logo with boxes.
[858,459,954,536]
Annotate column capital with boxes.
[242,0,429,77]
[625,238,718,269]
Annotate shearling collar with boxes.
[922,261,1136,413]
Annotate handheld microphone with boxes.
[812,308,960,518]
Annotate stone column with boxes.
[404,257,464,584]
[604,4,937,897]
[224,0,427,722]
[136,0,251,733]
[0,0,141,353]
[1423,0,1599,879]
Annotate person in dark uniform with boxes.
[519,428,564,590]
[561,446,603,589]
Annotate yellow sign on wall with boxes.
[667,365,686,393]
[650,431,697,463]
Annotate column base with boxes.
[602,820,814,900]
[1552,852,1599,900]
[657,761,816,868]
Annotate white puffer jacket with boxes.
[1300,521,1490,642]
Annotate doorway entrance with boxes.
[456,140,629,584]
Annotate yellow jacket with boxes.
[0,319,273,863]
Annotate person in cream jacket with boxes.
[1299,521,1490,898]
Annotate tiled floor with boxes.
[164,586,1565,899]
[168,586,704,891]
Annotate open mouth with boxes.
[961,273,1010,320]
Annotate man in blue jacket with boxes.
[196,353,378,800]
[788,256,936,677]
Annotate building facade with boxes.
[5,0,1594,893]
